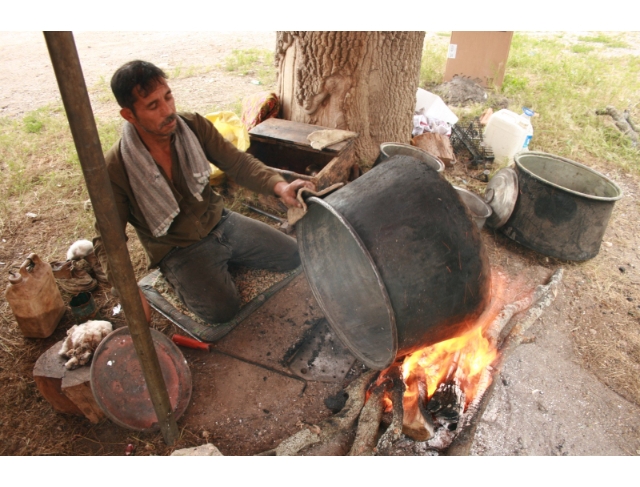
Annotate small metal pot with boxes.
[374,142,445,172]
[69,291,98,323]
[454,187,493,230]
[501,151,623,261]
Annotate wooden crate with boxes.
[248,118,353,176]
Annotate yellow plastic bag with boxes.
[205,111,250,151]
[205,111,251,186]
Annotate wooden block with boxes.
[61,365,105,424]
[412,133,456,167]
[33,340,105,423]
[33,341,83,416]
[315,140,357,191]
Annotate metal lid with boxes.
[90,327,192,431]
[484,167,519,229]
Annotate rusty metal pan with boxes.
[90,327,192,431]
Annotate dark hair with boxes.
[110,60,167,111]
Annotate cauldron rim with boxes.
[298,196,398,370]
[515,151,623,202]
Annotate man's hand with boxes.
[274,179,316,208]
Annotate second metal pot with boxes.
[297,156,490,370]
[374,142,445,172]
[501,151,623,261]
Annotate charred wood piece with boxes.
[498,268,563,350]
[375,365,405,455]
[426,379,466,431]
[484,293,534,347]
[348,380,389,456]
[324,390,349,414]
[425,425,458,452]
[461,366,493,423]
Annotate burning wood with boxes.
[401,365,435,441]
[447,268,564,455]
[375,365,405,455]
[348,380,388,456]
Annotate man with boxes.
[94,60,314,325]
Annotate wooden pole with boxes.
[43,31,180,445]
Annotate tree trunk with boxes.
[276,31,425,166]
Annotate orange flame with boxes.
[379,269,528,412]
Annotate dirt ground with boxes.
[1,31,640,457]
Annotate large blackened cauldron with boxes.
[297,156,490,370]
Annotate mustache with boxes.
[160,113,177,128]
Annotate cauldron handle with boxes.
[289,182,345,226]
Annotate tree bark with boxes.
[276,31,425,166]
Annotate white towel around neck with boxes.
[120,116,211,237]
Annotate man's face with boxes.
[120,77,177,138]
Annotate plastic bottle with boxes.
[5,253,66,338]
[484,109,529,165]
[519,107,534,150]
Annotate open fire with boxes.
[375,270,528,440]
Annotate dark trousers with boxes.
[159,210,299,323]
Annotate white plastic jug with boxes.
[484,109,529,164]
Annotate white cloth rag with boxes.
[120,116,211,237]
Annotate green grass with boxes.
[497,33,640,170]
[0,106,124,236]
[419,40,448,87]
[578,33,630,49]
[22,111,45,134]
[571,44,596,54]
[169,64,212,79]
[90,76,114,103]
[223,48,276,86]
[419,32,640,172]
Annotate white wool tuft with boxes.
[58,320,113,370]
[66,239,94,260]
